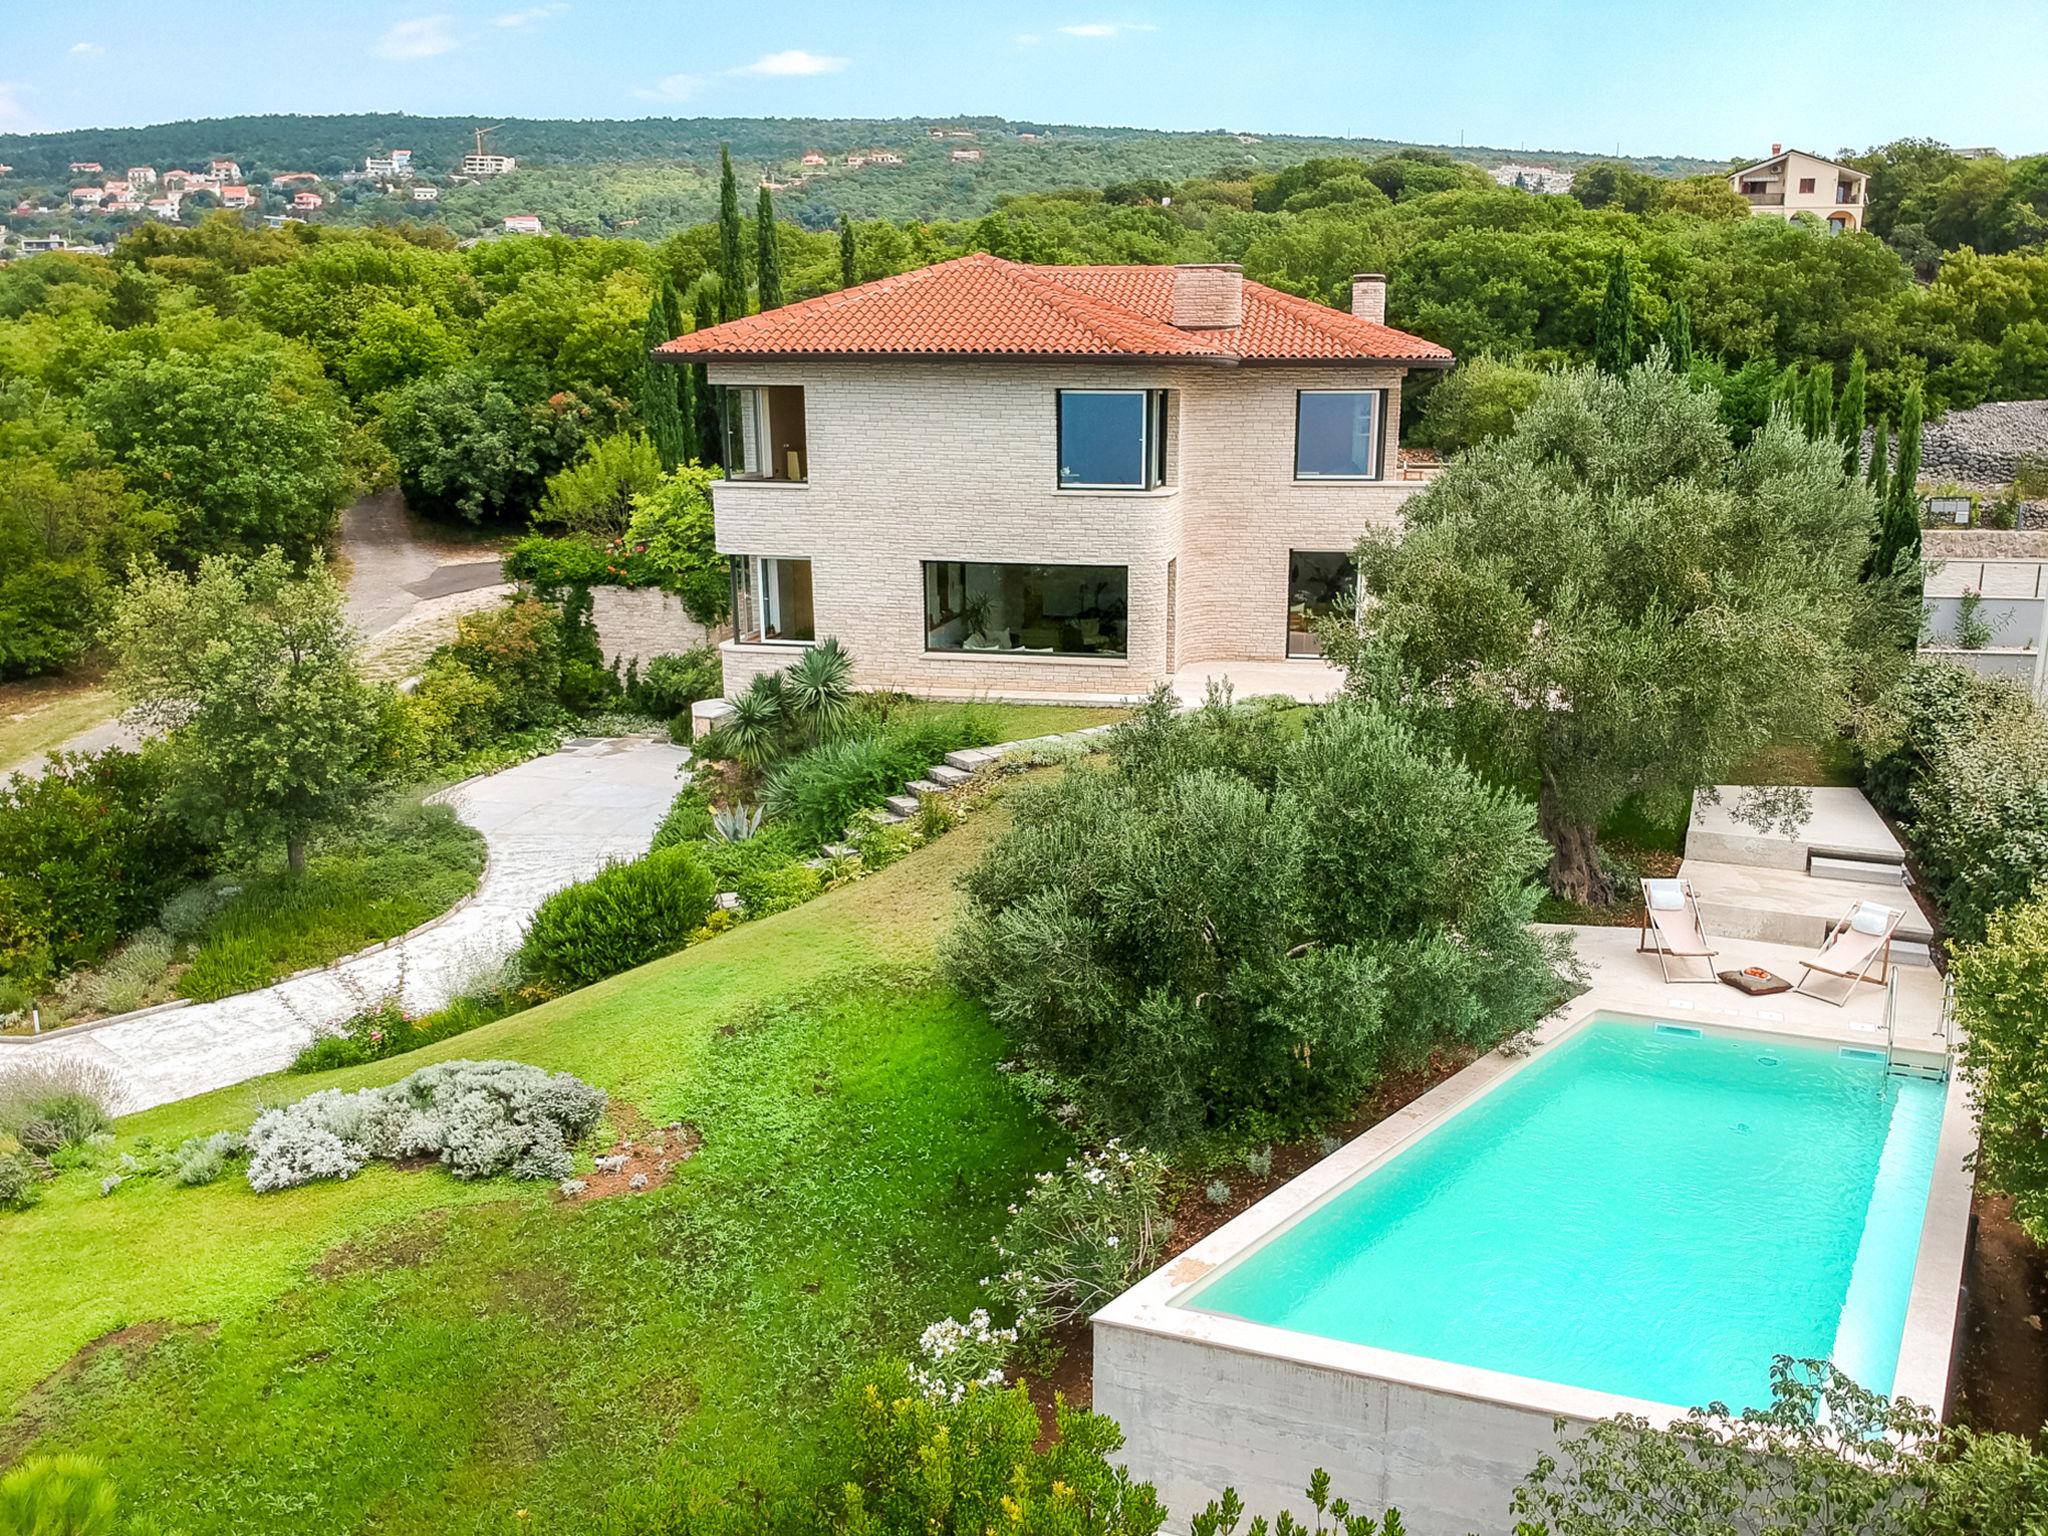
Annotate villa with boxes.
[655,254,1453,703]
[1730,145,1869,233]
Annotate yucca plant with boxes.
[783,637,855,745]
[722,677,785,772]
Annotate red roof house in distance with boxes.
[501,214,543,235]
[658,254,1451,703]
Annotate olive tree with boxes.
[112,549,378,874]
[1336,362,1883,904]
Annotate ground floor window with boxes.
[1287,549,1356,658]
[923,561,1128,657]
[731,555,815,644]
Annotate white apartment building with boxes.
[462,153,518,176]
[1729,145,1868,233]
[656,255,1452,701]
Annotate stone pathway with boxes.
[0,736,687,1115]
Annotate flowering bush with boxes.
[245,1058,605,1192]
[986,1142,1171,1337]
[908,1309,1019,1406]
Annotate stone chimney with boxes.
[1350,273,1387,325]
[1170,262,1244,330]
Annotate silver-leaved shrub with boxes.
[245,1059,606,1193]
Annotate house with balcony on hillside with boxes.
[655,254,1453,702]
[1729,145,1868,232]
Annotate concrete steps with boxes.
[1810,852,1909,887]
[927,764,972,787]
[906,778,946,797]
[1683,858,1935,964]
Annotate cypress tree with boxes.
[640,275,689,470]
[1804,361,1834,442]
[1836,351,1868,475]
[1660,300,1693,374]
[1593,249,1635,375]
[755,186,784,312]
[1871,385,1924,580]
[716,146,747,323]
[839,214,857,289]
[1866,411,1890,505]
[1772,362,1803,423]
[690,277,724,467]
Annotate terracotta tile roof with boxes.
[654,252,1451,366]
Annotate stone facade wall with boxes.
[705,359,1425,699]
[590,585,724,670]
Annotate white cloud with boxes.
[634,73,700,102]
[732,49,848,77]
[0,82,37,134]
[1058,21,1157,36]
[372,16,459,61]
[68,41,105,58]
[494,4,566,26]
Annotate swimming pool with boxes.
[1182,1018,1945,1411]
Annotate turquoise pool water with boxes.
[1184,1019,1945,1412]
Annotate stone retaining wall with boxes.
[590,586,725,670]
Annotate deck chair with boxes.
[1792,901,1904,1007]
[1638,878,1718,983]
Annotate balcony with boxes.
[1741,191,1786,207]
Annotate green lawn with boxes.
[0,808,1059,1533]
[892,698,1128,744]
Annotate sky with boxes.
[2,0,2045,160]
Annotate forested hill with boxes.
[0,112,1725,233]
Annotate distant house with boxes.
[22,233,70,253]
[1017,132,1040,142]
[501,213,543,234]
[801,152,828,167]
[208,158,242,183]
[1492,162,1574,195]
[68,186,101,206]
[950,148,983,163]
[68,161,102,175]
[1728,145,1868,233]
[102,179,131,197]
[945,129,976,139]
[867,150,904,166]
[927,128,947,139]
[844,153,867,168]
[147,198,181,222]
[463,152,517,176]
[411,185,440,201]
[0,165,13,176]
[163,169,202,191]
[219,184,253,208]
[270,171,322,188]
[291,190,324,210]
[126,166,157,187]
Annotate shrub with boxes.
[0,747,210,985]
[172,1130,246,1187]
[520,844,715,988]
[0,1138,39,1211]
[908,1310,1019,1405]
[441,596,564,734]
[766,705,997,846]
[986,1143,1171,1338]
[1857,660,2048,943]
[815,1363,1170,1535]
[635,647,723,718]
[0,1058,118,1151]
[291,983,526,1074]
[625,463,728,623]
[54,929,174,1018]
[650,782,715,850]
[734,859,823,917]
[946,690,1561,1147]
[1953,890,2048,1244]
[245,1058,606,1192]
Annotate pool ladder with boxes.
[1882,971,1955,1084]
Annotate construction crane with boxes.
[474,125,503,159]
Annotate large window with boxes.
[721,385,808,482]
[1057,389,1167,489]
[731,555,814,644]
[924,561,1127,657]
[1287,550,1356,658]
[1295,390,1382,480]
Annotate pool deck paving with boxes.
[0,735,686,1114]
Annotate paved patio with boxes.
[1169,658,1345,705]
[0,736,687,1114]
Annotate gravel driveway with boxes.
[0,736,687,1115]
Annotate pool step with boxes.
[1810,853,1909,887]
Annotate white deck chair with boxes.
[1792,901,1904,1007]
[1638,878,1718,984]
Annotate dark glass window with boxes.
[1295,391,1381,479]
[923,562,1128,657]
[1287,550,1356,657]
[1058,390,1165,489]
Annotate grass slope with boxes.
[0,806,1059,1533]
